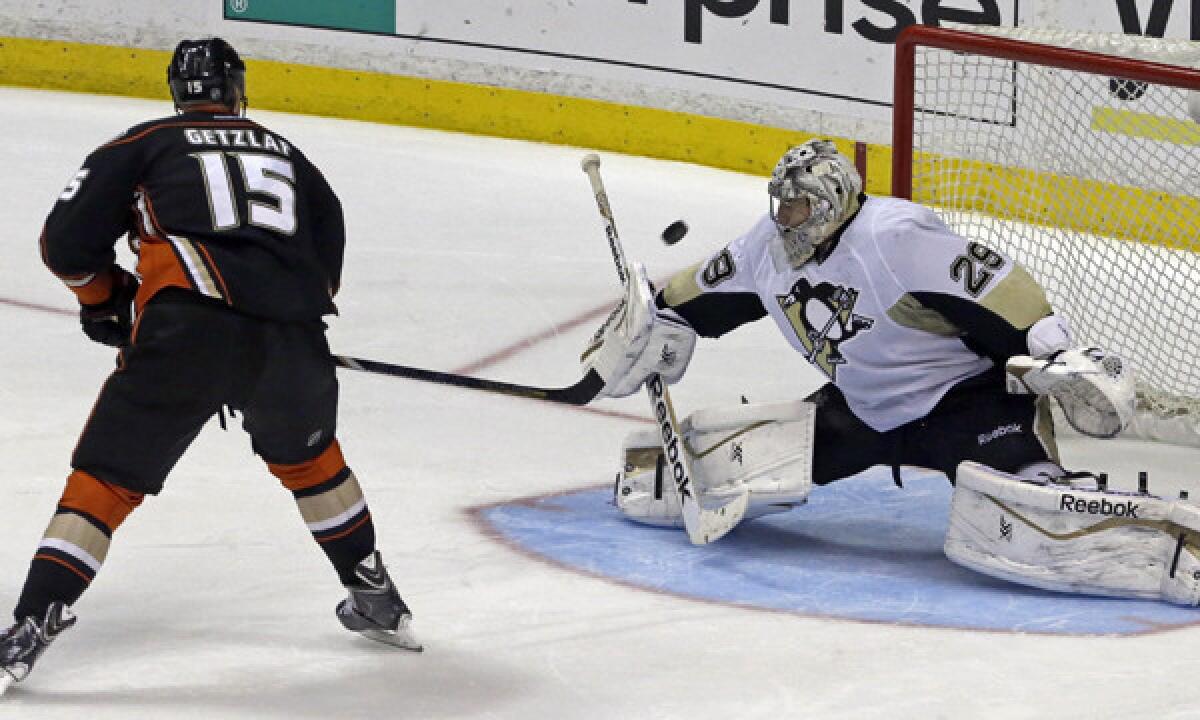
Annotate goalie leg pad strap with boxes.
[615,400,815,527]
[944,461,1200,605]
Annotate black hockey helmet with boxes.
[167,37,246,111]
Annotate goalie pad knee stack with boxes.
[614,399,815,528]
[945,461,1200,606]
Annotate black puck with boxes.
[662,220,688,246]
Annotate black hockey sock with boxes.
[269,441,378,586]
[14,471,143,621]
[292,468,378,586]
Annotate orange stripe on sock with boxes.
[316,511,372,544]
[58,470,144,530]
[269,440,347,492]
[33,553,93,584]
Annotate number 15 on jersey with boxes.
[192,151,297,235]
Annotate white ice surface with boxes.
[1,87,1199,719]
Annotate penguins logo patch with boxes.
[777,278,874,381]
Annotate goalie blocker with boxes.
[580,261,697,400]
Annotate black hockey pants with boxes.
[71,289,339,495]
[810,371,1057,486]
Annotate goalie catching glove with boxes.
[1006,347,1136,438]
[581,261,697,399]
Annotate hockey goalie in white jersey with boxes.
[582,139,1200,607]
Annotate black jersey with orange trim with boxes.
[41,111,344,321]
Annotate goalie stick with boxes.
[579,153,749,545]
[334,355,604,406]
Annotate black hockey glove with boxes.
[80,266,139,348]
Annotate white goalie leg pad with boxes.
[944,461,1200,605]
[614,400,815,527]
[681,399,815,507]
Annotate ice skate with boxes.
[0,603,76,696]
[336,551,422,652]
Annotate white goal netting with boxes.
[903,25,1200,446]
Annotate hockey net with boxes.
[893,24,1200,447]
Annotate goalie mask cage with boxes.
[893,24,1200,447]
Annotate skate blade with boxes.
[0,672,13,697]
[358,626,424,652]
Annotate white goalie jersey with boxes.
[659,196,1055,432]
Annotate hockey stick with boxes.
[334,355,604,406]
[579,153,748,545]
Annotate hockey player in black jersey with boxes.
[1,37,418,695]
[584,141,1200,606]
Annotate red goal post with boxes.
[891,24,1200,447]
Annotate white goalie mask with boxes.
[767,140,863,267]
